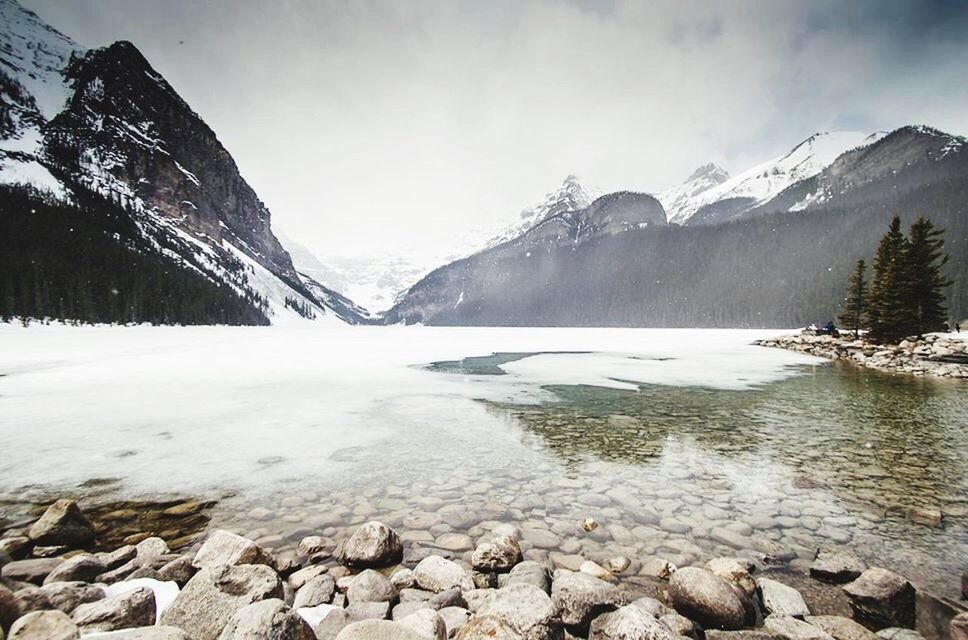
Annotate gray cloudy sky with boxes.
[23,0,968,263]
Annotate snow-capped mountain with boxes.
[659,131,885,225]
[484,175,600,249]
[0,0,365,325]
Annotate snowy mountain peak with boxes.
[685,162,729,183]
[485,174,599,249]
[661,130,884,225]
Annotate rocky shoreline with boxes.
[754,333,968,379]
[1,499,967,640]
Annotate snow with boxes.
[484,175,600,249]
[98,578,180,624]
[661,131,886,224]
[0,155,69,199]
[0,325,824,497]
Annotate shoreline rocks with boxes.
[2,501,965,640]
[754,332,968,379]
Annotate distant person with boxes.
[956,322,961,333]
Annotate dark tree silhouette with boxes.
[837,259,867,339]
[905,216,953,338]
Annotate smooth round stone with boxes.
[660,518,692,534]
[434,533,474,552]
[520,528,561,550]
[577,494,612,507]
[404,513,443,530]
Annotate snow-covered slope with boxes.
[660,131,885,225]
[656,163,729,225]
[1,0,363,325]
[484,175,600,249]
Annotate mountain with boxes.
[484,175,599,249]
[385,125,967,327]
[659,131,885,225]
[0,0,364,326]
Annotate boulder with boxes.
[660,612,700,639]
[160,564,283,640]
[216,598,315,639]
[289,565,329,591]
[135,537,171,559]
[44,555,105,585]
[476,583,560,640]
[30,582,104,614]
[414,556,473,593]
[1,559,63,585]
[764,615,835,640]
[439,606,471,638]
[293,573,337,608]
[344,600,391,621]
[589,604,678,640]
[454,614,520,640]
[551,570,630,630]
[335,619,428,639]
[950,613,968,640]
[430,588,466,610]
[391,568,416,591]
[7,610,79,640]
[96,546,137,572]
[398,608,447,640]
[758,578,810,617]
[0,537,31,562]
[192,530,274,570]
[505,561,551,593]
[705,558,756,596]
[874,629,925,640]
[2,584,21,630]
[630,597,671,618]
[668,567,745,631]
[27,501,94,549]
[706,632,788,640]
[339,522,403,568]
[81,627,190,639]
[158,556,197,586]
[347,569,397,604]
[71,586,155,632]
[806,615,878,640]
[471,536,522,573]
[842,568,915,630]
[811,551,866,584]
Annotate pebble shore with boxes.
[1,499,967,640]
[754,333,968,379]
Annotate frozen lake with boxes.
[1,325,966,596]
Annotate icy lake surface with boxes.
[1,325,966,596]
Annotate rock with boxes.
[706,632,788,640]
[339,522,403,568]
[660,612,700,639]
[333,618,428,639]
[1,558,63,585]
[393,601,433,620]
[580,561,614,581]
[550,554,584,572]
[605,557,631,575]
[454,614,520,640]
[471,536,522,573]
[0,538,31,562]
[668,567,745,631]
[435,534,474,552]
[764,616,835,640]
[705,558,756,596]
[7,610,79,640]
[950,613,968,640]
[398,608,447,640]
[811,551,866,584]
[31,582,104,614]
[79,627,190,639]
[160,564,283,640]
[215,598,314,639]
[758,578,810,617]
[874,629,925,640]
[158,556,197,586]
[520,528,561,550]
[476,583,560,639]
[631,597,671,618]
[348,570,397,604]
[26,501,95,549]
[70,586,155,632]
[842,568,915,630]
[391,568,416,591]
[429,588,466,610]
[345,600,391,621]
[96,545,136,571]
[505,561,551,593]
[582,518,599,532]
[414,556,473,593]
[192,530,274,570]
[43,555,105,585]
[805,615,878,640]
[297,536,335,559]
[640,557,676,580]
[293,573,336,608]
[552,570,630,630]
[289,565,329,591]
[439,606,471,638]
[135,537,171,558]
[589,604,678,640]
[1,584,19,629]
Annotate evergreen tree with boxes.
[867,216,913,342]
[837,258,867,338]
[905,216,952,337]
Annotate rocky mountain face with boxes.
[386,126,967,327]
[0,0,365,325]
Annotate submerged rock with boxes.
[805,615,878,640]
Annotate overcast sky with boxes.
[23,0,968,263]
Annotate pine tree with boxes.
[905,216,952,337]
[838,258,867,338]
[868,216,914,343]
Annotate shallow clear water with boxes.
[1,327,965,598]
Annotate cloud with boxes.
[23,0,968,264]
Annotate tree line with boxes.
[838,215,953,343]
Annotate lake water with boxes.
[1,325,966,597]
